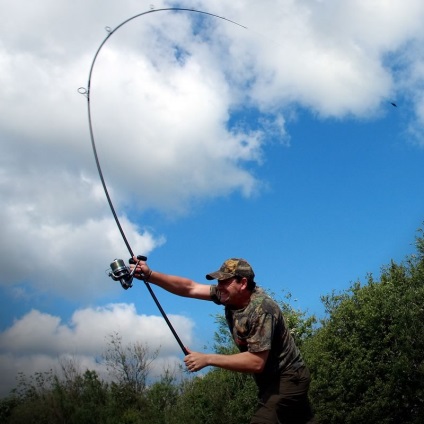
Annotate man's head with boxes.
[206,258,256,291]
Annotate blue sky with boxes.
[1,0,424,396]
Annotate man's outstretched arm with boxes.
[131,258,211,300]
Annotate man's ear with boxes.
[240,276,248,290]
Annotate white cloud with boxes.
[0,303,192,396]
[200,0,424,121]
[0,169,164,298]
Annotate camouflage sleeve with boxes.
[246,310,274,353]
[210,285,222,305]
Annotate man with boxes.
[131,257,316,424]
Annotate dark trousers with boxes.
[250,366,317,424]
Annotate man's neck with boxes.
[229,290,252,310]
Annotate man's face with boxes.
[216,276,243,306]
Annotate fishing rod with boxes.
[79,7,246,356]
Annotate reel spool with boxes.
[109,258,134,289]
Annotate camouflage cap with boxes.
[206,258,255,281]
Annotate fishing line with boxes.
[79,7,247,356]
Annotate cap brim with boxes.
[206,271,235,281]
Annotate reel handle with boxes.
[129,255,147,264]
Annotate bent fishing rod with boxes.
[79,8,246,356]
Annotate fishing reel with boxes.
[108,255,147,290]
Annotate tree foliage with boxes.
[103,332,159,395]
[0,335,162,424]
[303,228,424,423]
[0,368,110,424]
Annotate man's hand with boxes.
[184,347,210,372]
[130,256,151,281]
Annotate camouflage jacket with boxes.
[210,286,304,390]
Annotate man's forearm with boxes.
[148,271,194,296]
[205,351,268,373]
[148,271,211,300]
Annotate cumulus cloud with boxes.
[0,303,192,396]
[0,168,164,298]
[199,0,424,121]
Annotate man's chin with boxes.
[219,293,230,304]
[221,297,238,308]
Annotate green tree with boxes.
[103,332,159,395]
[1,370,55,423]
[1,367,111,424]
[0,335,159,424]
[303,229,424,423]
[100,332,160,422]
[142,368,180,424]
[167,366,257,424]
